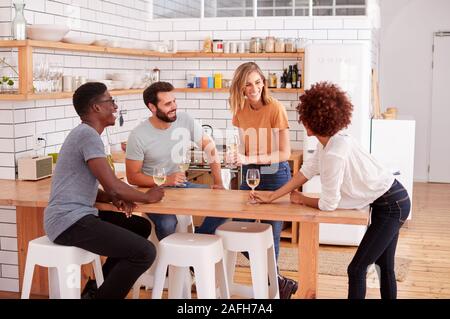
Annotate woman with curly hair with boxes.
[251,81,411,299]
[228,62,298,299]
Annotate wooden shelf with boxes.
[0,88,304,100]
[0,40,305,100]
[0,39,304,58]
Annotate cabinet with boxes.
[0,40,305,100]
[370,118,415,220]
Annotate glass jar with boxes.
[268,73,277,88]
[250,37,262,53]
[213,39,224,53]
[12,2,27,40]
[275,38,285,53]
[285,38,296,53]
[296,38,307,52]
[265,36,275,53]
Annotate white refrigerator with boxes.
[303,43,372,246]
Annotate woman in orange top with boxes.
[229,62,297,299]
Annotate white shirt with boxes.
[300,134,395,211]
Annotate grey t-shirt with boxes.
[126,112,203,176]
[44,123,106,241]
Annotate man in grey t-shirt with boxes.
[44,82,164,299]
[126,81,227,240]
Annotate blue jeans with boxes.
[236,161,291,260]
[147,182,227,240]
[347,179,410,299]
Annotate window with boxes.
[313,0,366,16]
[153,0,367,19]
[205,0,254,18]
[153,0,201,19]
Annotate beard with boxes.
[155,107,176,123]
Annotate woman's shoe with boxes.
[278,275,298,299]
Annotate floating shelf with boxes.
[0,40,305,101]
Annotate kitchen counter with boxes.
[0,177,367,299]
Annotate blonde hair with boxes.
[229,62,272,115]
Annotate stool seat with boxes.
[216,221,279,299]
[21,236,103,299]
[152,233,229,299]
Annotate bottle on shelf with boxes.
[297,63,302,89]
[286,65,293,89]
[11,2,26,40]
[292,64,298,89]
[280,68,287,89]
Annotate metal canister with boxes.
[152,67,160,83]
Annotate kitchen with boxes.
[0,0,449,300]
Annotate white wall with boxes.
[0,0,379,292]
[379,0,450,181]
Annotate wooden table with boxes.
[0,178,368,299]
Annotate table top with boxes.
[0,178,368,225]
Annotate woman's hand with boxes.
[290,190,304,205]
[249,191,274,204]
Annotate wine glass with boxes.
[246,168,260,205]
[176,151,190,186]
[153,167,166,187]
[225,134,239,169]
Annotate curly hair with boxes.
[297,82,353,137]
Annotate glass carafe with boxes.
[12,3,27,40]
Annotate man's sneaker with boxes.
[81,278,98,299]
[278,274,298,299]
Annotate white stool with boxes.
[152,233,230,299]
[215,221,279,299]
[21,236,104,299]
[132,214,193,299]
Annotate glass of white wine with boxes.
[246,168,260,205]
[177,152,190,187]
[153,167,166,187]
[225,135,239,169]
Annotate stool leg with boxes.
[248,249,269,298]
[151,261,168,299]
[21,261,36,299]
[223,250,237,294]
[267,246,279,299]
[48,267,61,299]
[193,264,217,299]
[215,259,230,299]
[92,256,104,287]
[168,266,189,299]
[57,264,81,299]
[132,273,144,299]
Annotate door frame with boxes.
[428,31,450,182]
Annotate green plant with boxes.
[0,57,19,91]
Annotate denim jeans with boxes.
[236,161,291,260]
[147,182,228,240]
[347,179,410,299]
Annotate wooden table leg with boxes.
[296,221,319,299]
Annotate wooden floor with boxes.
[1,182,449,299]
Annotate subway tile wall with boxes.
[0,0,379,291]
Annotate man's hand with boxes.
[145,186,165,203]
[112,198,136,218]
[290,190,304,205]
[211,184,225,190]
[164,172,187,186]
[249,191,274,204]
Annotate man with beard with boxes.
[126,81,227,240]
